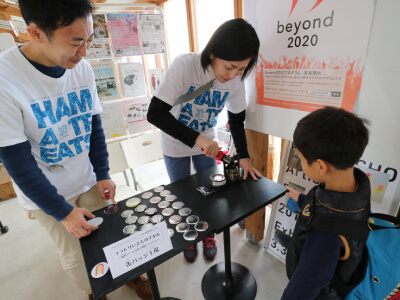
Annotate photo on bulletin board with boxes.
[123,96,152,135]
[148,68,166,94]
[90,60,120,102]
[254,0,375,113]
[265,140,400,265]
[107,13,140,57]
[138,14,167,54]
[119,63,146,98]
[86,14,112,59]
[101,101,127,140]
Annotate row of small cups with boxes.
[121,209,208,241]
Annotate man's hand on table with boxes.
[61,207,98,238]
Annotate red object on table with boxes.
[201,149,229,164]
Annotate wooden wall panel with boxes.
[234,0,243,18]
[245,128,269,244]
[185,0,197,52]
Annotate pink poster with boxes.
[107,13,140,57]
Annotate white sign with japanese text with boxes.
[103,221,173,278]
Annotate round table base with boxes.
[201,262,256,300]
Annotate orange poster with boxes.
[255,0,375,112]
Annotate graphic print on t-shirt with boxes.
[177,85,229,132]
[30,87,93,164]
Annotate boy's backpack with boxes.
[310,213,400,300]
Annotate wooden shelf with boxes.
[0,165,16,201]
[0,2,21,17]
[0,27,29,43]
[0,1,30,43]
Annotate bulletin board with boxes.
[87,4,169,142]
[244,0,400,170]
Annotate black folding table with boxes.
[167,166,286,300]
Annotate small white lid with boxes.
[87,217,103,227]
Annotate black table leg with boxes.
[201,228,257,300]
[146,268,181,300]
[147,268,161,300]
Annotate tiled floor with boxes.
[0,160,288,300]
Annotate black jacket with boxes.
[286,168,371,299]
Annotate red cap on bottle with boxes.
[216,151,224,160]
[201,148,224,160]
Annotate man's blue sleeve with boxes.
[89,114,110,181]
[0,141,73,221]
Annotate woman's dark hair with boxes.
[201,18,260,80]
[19,0,94,38]
[293,106,370,170]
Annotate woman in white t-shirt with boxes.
[147,18,262,262]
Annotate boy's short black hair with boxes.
[19,0,94,37]
[293,106,370,170]
[201,18,260,80]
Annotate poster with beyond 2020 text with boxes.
[255,0,375,113]
[265,141,400,264]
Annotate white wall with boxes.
[244,0,400,170]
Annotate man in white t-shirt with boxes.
[0,1,150,299]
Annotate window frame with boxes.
[160,0,242,55]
